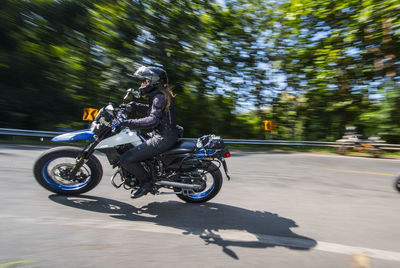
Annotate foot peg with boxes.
[130,183,152,199]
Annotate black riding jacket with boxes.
[124,91,176,134]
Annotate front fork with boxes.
[69,139,101,178]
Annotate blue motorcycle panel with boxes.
[51,129,95,142]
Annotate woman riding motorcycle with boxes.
[120,66,178,198]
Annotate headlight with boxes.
[94,108,104,122]
[90,122,99,132]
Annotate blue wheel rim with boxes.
[188,172,216,199]
[41,157,92,191]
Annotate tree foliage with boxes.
[275,0,400,142]
[1,0,400,142]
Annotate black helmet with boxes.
[134,66,168,95]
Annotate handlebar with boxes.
[110,105,129,132]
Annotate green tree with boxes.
[276,0,400,142]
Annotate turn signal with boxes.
[224,152,231,158]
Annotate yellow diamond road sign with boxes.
[83,108,99,121]
[263,120,276,131]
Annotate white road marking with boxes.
[2,214,400,262]
[315,241,400,262]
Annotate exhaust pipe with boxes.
[155,181,201,190]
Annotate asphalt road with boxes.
[0,144,400,268]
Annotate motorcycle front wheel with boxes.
[33,146,103,195]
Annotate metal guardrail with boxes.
[1,128,400,150]
[181,138,341,147]
[0,128,64,138]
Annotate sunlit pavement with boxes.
[1,144,399,268]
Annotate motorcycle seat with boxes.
[161,141,196,156]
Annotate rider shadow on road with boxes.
[49,195,317,260]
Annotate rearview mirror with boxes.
[132,89,141,99]
[123,88,141,101]
[123,88,132,101]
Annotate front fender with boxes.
[51,129,95,142]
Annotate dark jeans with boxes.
[120,131,178,184]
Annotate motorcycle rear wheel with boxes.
[33,146,103,195]
[176,162,223,203]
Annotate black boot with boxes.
[131,181,152,199]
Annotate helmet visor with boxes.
[134,66,156,81]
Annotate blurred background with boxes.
[0,0,399,142]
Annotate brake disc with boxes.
[50,163,89,184]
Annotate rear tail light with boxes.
[224,152,231,158]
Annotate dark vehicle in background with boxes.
[395,175,400,192]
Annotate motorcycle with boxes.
[33,88,231,203]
